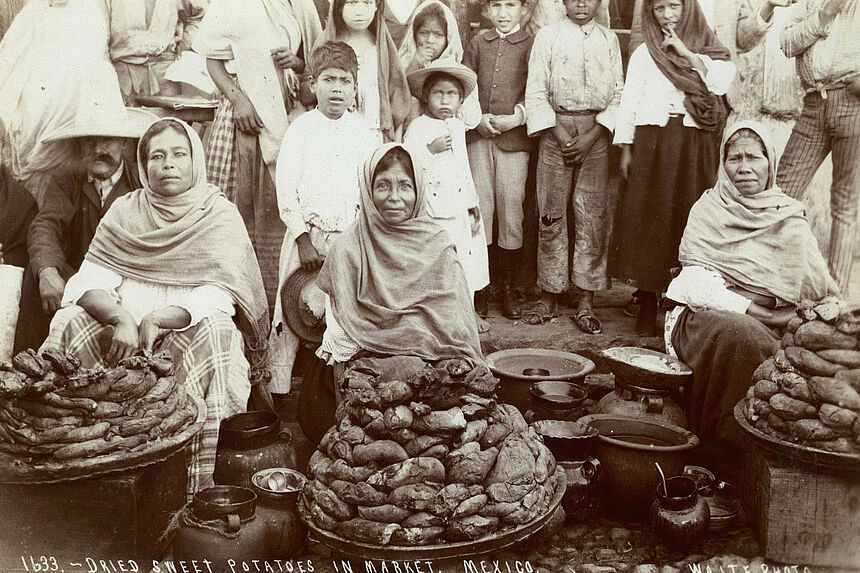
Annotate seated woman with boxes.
[317,142,482,368]
[665,120,838,464]
[41,118,270,495]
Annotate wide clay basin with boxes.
[486,348,595,415]
[601,347,692,391]
[579,414,699,517]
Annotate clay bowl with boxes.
[707,495,739,531]
[529,381,588,421]
[600,347,692,391]
[579,414,699,517]
[252,467,306,495]
[532,420,598,462]
[487,349,595,415]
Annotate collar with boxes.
[496,23,521,38]
[482,26,530,43]
[568,17,596,34]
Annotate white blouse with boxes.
[613,43,736,145]
[62,260,236,330]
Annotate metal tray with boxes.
[300,470,566,561]
[0,394,205,484]
[734,402,860,475]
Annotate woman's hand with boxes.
[138,313,170,353]
[476,114,500,139]
[297,233,324,271]
[619,145,633,179]
[272,47,305,72]
[468,207,481,235]
[427,135,453,154]
[108,315,139,365]
[231,92,264,134]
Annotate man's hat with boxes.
[281,267,327,345]
[43,98,158,143]
[407,59,477,103]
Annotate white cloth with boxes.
[403,114,489,293]
[100,0,179,64]
[355,45,385,143]
[61,260,236,329]
[88,161,125,206]
[317,294,361,364]
[268,108,375,393]
[613,44,736,145]
[194,0,318,165]
[0,0,116,179]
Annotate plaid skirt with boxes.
[41,308,251,498]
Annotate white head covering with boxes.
[398,0,463,67]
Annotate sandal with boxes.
[520,299,559,325]
[574,308,602,335]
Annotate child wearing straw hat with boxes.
[403,60,490,333]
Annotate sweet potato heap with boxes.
[743,297,860,454]
[0,349,196,461]
[299,356,561,546]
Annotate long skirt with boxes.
[671,308,777,448]
[41,308,251,498]
[206,96,292,314]
[609,119,719,293]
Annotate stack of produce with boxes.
[742,297,860,454]
[0,349,197,461]
[300,356,561,546]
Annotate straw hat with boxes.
[407,59,477,103]
[281,267,327,345]
[43,102,158,143]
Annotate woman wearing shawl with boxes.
[42,119,270,496]
[665,121,837,467]
[317,143,482,367]
[396,0,481,130]
[610,0,735,336]
[193,0,323,312]
[318,0,411,142]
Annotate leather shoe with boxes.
[474,288,489,318]
[501,282,521,319]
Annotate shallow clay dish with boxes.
[601,347,692,390]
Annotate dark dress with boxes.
[609,118,719,292]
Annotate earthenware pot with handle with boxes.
[650,476,710,548]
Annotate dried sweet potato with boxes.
[420,444,449,459]
[59,377,112,400]
[40,393,97,414]
[337,481,387,507]
[456,419,488,447]
[769,393,816,421]
[59,422,110,443]
[452,493,488,519]
[403,512,445,528]
[41,349,80,375]
[310,480,355,521]
[366,456,446,492]
[818,403,857,429]
[773,349,795,373]
[136,375,178,406]
[754,379,780,400]
[119,416,161,437]
[447,446,498,485]
[808,376,860,410]
[776,371,814,402]
[404,434,444,457]
[390,526,445,545]
[353,440,408,466]
[12,349,47,378]
[383,405,414,430]
[15,399,75,419]
[52,437,118,459]
[157,405,194,436]
[752,359,778,383]
[817,349,860,369]
[787,419,839,441]
[337,518,400,545]
[766,413,788,431]
[376,380,413,406]
[412,407,467,435]
[794,321,856,351]
[834,369,860,392]
[446,514,498,541]
[785,346,845,377]
[356,504,410,523]
[387,483,441,512]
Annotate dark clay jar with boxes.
[650,476,710,548]
[213,411,296,489]
[251,468,308,559]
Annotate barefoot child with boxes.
[319,0,411,142]
[525,0,623,334]
[403,61,490,332]
[268,42,377,395]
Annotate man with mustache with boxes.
[19,109,153,349]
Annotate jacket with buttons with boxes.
[28,162,140,276]
[463,27,534,152]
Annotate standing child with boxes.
[268,42,377,396]
[464,0,534,320]
[524,0,623,334]
[611,0,734,335]
[320,0,411,142]
[403,61,491,332]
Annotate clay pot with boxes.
[650,476,710,548]
[214,411,296,489]
[173,486,269,573]
[595,385,687,428]
[559,458,602,521]
[529,381,587,422]
[251,468,308,559]
[579,414,699,517]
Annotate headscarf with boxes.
[85,118,271,384]
[319,0,411,141]
[317,143,482,363]
[641,0,730,131]
[397,0,462,68]
[679,121,838,305]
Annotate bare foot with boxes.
[476,314,490,334]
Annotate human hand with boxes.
[489,114,520,133]
[468,207,481,235]
[819,0,848,24]
[108,315,139,365]
[620,145,633,179]
[272,47,305,72]
[231,93,264,134]
[138,313,169,353]
[662,27,692,59]
[760,0,793,21]
[563,127,603,165]
[476,114,500,138]
[427,134,453,154]
[38,267,66,315]
[296,234,324,271]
